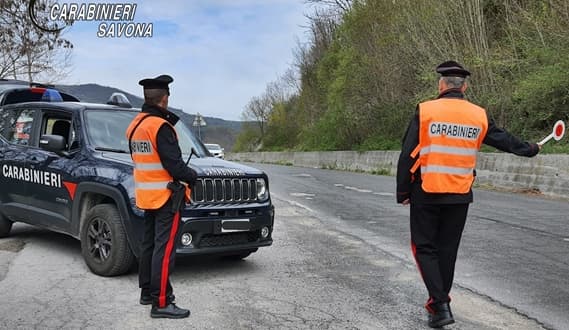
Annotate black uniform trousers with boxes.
[139,198,180,308]
[410,202,469,311]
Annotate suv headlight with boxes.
[256,178,269,201]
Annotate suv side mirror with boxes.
[40,134,68,156]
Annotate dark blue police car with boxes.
[0,80,274,276]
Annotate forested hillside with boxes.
[58,84,243,151]
[236,0,569,152]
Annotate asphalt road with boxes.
[0,163,566,329]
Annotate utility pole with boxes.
[192,112,207,140]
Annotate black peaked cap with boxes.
[436,61,470,77]
[138,74,174,90]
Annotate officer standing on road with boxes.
[126,75,197,319]
[396,61,541,328]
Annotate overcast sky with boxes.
[59,0,311,121]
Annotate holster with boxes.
[167,181,186,213]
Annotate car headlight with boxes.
[256,178,269,201]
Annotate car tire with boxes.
[80,204,134,276]
[0,212,13,238]
[223,248,257,260]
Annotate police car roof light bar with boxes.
[106,92,132,108]
[41,89,64,102]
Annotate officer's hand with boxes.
[537,142,543,151]
[402,198,410,205]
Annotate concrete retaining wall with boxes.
[227,151,569,198]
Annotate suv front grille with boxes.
[192,178,258,203]
[198,232,259,248]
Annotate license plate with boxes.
[221,219,250,233]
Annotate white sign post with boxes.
[192,112,207,140]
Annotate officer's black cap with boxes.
[138,75,174,93]
[436,61,470,77]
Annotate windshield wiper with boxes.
[95,147,129,153]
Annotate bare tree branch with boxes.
[0,0,73,82]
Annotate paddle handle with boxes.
[539,133,554,145]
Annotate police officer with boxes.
[126,75,197,319]
[396,61,541,328]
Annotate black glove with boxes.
[167,181,186,213]
[187,167,198,188]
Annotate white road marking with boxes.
[345,186,372,193]
[288,200,315,213]
[373,192,395,196]
[293,174,312,177]
[290,192,316,197]
[334,184,344,187]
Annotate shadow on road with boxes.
[7,223,260,278]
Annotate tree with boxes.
[0,0,73,82]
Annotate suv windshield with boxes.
[84,109,209,157]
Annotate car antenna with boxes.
[185,148,197,166]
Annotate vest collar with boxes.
[141,103,179,126]
[437,88,464,99]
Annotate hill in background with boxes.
[57,83,242,151]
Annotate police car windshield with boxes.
[84,109,208,157]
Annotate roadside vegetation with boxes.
[235,0,569,154]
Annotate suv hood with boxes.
[98,152,264,176]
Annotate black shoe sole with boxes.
[140,299,152,305]
[429,318,455,328]
[150,311,190,319]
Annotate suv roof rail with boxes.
[30,82,55,89]
[106,92,132,108]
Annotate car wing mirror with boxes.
[40,134,70,157]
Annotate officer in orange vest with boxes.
[396,61,541,328]
[126,74,197,319]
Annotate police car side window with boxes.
[42,115,77,151]
[0,108,35,146]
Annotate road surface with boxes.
[0,163,567,329]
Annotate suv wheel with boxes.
[0,212,13,238]
[80,204,134,276]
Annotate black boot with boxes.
[151,303,190,319]
[140,290,152,305]
[428,302,454,328]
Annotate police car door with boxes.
[26,108,79,232]
[0,106,36,223]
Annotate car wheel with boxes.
[80,204,134,276]
[0,212,13,238]
[223,248,257,260]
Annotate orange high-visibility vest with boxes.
[126,113,184,210]
[410,98,488,194]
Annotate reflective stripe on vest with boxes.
[134,162,165,171]
[421,165,474,175]
[417,98,488,194]
[126,113,174,209]
[135,181,170,190]
[420,145,478,156]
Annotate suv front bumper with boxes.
[174,202,274,255]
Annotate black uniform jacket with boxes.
[396,89,539,205]
[141,104,197,187]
